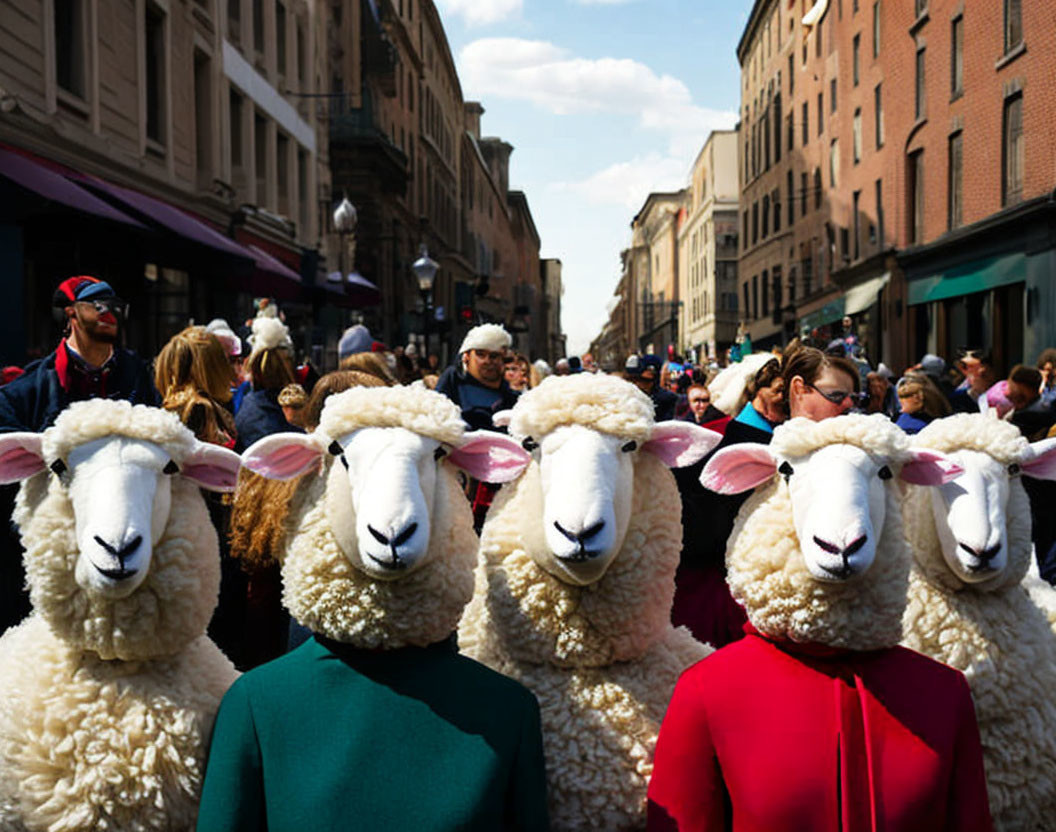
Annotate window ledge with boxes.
[950,89,964,103]
[909,11,929,35]
[145,138,167,159]
[56,88,90,118]
[995,42,1026,71]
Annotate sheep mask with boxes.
[907,414,1056,591]
[702,414,963,649]
[0,400,241,658]
[498,374,723,587]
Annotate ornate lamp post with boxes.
[411,244,439,356]
[329,196,358,282]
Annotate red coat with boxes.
[647,626,992,832]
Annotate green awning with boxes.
[799,298,845,332]
[907,252,1027,306]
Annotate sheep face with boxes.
[532,424,636,586]
[66,437,176,598]
[326,427,442,580]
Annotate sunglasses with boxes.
[808,383,866,407]
[78,298,129,318]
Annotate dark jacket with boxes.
[197,635,550,832]
[0,341,157,433]
[435,365,519,432]
[651,387,679,422]
[234,388,302,453]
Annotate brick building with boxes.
[738,0,1056,371]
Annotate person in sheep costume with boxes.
[197,385,549,832]
[648,414,993,832]
[0,399,241,832]
[900,413,1056,831]
[458,373,721,831]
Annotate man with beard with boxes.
[0,275,156,432]
[435,323,520,433]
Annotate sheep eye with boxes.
[328,440,343,456]
[522,437,539,452]
[778,461,794,482]
[434,446,447,461]
[49,459,67,476]
[878,465,893,481]
[621,440,638,453]
[1008,463,1021,477]
[163,460,180,475]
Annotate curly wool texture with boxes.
[0,617,235,832]
[901,417,1056,830]
[247,316,291,353]
[459,453,709,830]
[281,458,478,648]
[508,374,656,444]
[726,415,914,651]
[317,384,466,446]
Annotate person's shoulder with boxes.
[447,650,539,708]
[880,644,969,688]
[229,640,319,699]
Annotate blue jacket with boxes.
[234,388,302,453]
[435,365,519,432]
[0,343,157,433]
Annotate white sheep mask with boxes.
[500,375,723,587]
[915,429,1056,589]
[241,391,530,580]
[702,417,964,583]
[0,427,241,600]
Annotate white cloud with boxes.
[551,153,688,210]
[436,0,521,27]
[458,38,736,153]
[574,0,640,4]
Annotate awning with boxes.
[802,0,829,27]
[324,270,381,307]
[73,176,253,261]
[798,297,845,332]
[248,244,301,282]
[907,252,1026,306]
[844,272,891,316]
[0,146,145,228]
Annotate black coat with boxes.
[434,365,519,432]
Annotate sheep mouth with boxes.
[95,565,138,581]
[554,549,601,564]
[817,562,855,580]
[366,552,408,571]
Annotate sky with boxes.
[435,0,751,356]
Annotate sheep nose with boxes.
[554,520,605,545]
[94,534,143,561]
[367,523,418,548]
[959,541,1001,562]
[812,534,868,557]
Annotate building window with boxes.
[774,187,781,232]
[876,178,885,248]
[915,0,927,18]
[915,46,926,121]
[951,15,963,98]
[948,131,963,230]
[297,148,308,234]
[908,150,925,243]
[802,101,809,145]
[743,210,749,248]
[872,2,880,57]
[813,168,822,209]
[789,53,794,94]
[762,195,770,238]
[803,251,814,296]
[227,0,241,42]
[145,2,167,146]
[817,92,823,135]
[752,274,759,319]
[743,282,750,317]
[276,132,289,212]
[254,112,267,202]
[801,171,808,215]
[773,266,783,312]
[852,190,861,260]
[276,2,286,76]
[55,0,88,99]
[194,50,212,180]
[853,108,862,163]
[816,17,822,56]
[787,170,795,225]
[774,94,782,163]
[296,22,305,85]
[829,139,839,189]
[1004,0,1022,53]
[787,112,794,151]
[229,89,243,169]
[830,78,837,112]
[1002,93,1023,206]
[762,269,769,317]
[752,201,759,244]
[252,0,264,54]
[853,34,860,86]
[874,83,884,148]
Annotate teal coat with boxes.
[197,636,549,831]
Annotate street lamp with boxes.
[328,196,359,283]
[412,244,439,355]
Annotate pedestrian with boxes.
[895,372,951,434]
[624,354,679,421]
[949,348,998,414]
[680,383,729,432]
[503,353,532,392]
[234,319,303,453]
[865,371,899,420]
[0,275,156,635]
[338,350,399,385]
[1037,348,1056,407]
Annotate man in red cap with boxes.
[0,275,156,432]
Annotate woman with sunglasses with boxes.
[782,344,863,421]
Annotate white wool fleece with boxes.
[281,458,478,648]
[318,384,466,447]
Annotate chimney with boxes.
[464,101,484,139]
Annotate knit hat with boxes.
[205,318,244,358]
[248,316,292,354]
[919,353,946,376]
[53,275,117,308]
[458,323,511,354]
[338,324,373,359]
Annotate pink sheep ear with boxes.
[900,449,964,486]
[446,431,531,484]
[1022,438,1056,480]
[700,444,776,494]
[241,433,324,481]
[493,410,513,428]
[641,422,723,468]
[0,433,46,484]
[181,442,243,492]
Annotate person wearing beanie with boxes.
[337,324,374,361]
[435,324,520,433]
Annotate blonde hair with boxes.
[155,326,235,404]
[338,351,398,385]
[897,372,951,420]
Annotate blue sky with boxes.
[436,0,751,355]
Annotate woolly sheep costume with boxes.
[648,415,992,831]
[197,385,550,832]
[459,374,720,831]
[0,400,241,832]
[900,414,1056,831]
